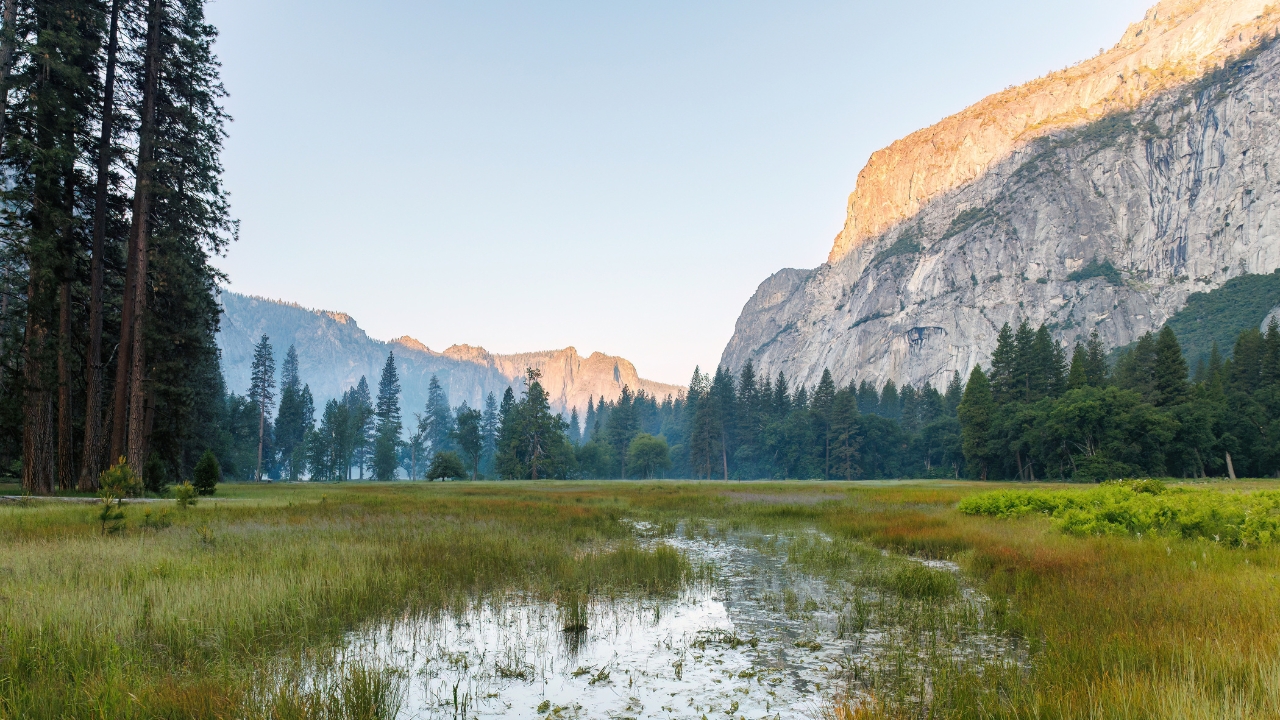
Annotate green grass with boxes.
[2,479,1279,718]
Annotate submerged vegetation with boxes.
[0,479,1278,718]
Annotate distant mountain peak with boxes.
[390,336,432,354]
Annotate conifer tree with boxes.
[568,406,581,445]
[424,374,452,457]
[349,376,373,478]
[248,335,275,481]
[880,381,900,420]
[958,366,996,480]
[274,346,306,478]
[988,323,1016,404]
[1067,343,1089,390]
[452,403,483,480]
[481,391,499,474]
[856,380,879,416]
[944,371,964,415]
[810,369,836,478]
[1153,326,1190,407]
[372,352,401,480]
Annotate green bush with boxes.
[99,458,142,498]
[959,484,1280,547]
[426,451,468,481]
[174,482,198,509]
[193,450,220,496]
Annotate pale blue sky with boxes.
[207,0,1152,385]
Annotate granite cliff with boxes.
[723,0,1280,392]
[218,293,682,419]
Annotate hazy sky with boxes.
[206,0,1152,386]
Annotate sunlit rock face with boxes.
[723,0,1280,392]
[218,292,682,417]
[830,0,1280,264]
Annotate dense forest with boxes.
[227,315,1280,483]
[0,0,233,493]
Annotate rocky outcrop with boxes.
[723,0,1280,392]
[830,0,1280,263]
[218,293,681,419]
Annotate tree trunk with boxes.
[124,0,163,476]
[56,278,72,491]
[1226,451,1237,481]
[80,0,123,491]
[22,310,54,495]
[256,403,264,481]
[0,0,20,159]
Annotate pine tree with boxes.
[989,323,1016,404]
[958,366,996,480]
[481,391,499,474]
[583,395,596,442]
[604,385,639,478]
[1084,330,1108,386]
[372,352,401,480]
[856,380,879,416]
[568,406,581,445]
[880,381,900,420]
[1152,326,1189,407]
[709,367,736,479]
[452,403,483,480]
[1068,343,1089,389]
[425,374,452,457]
[810,369,836,478]
[944,371,963,415]
[248,335,275,481]
[274,346,306,479]
[345,377,371,478]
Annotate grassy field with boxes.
[1,479,1278,719]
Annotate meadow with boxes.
[0,478,1278,719]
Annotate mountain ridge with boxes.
[217,292,683,420]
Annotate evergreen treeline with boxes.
[0,0,233,493]
[216,321,1280,484]
[957,321,1280,480]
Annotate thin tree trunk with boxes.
[56,278,71,490]
[256,403,264,481]
[80,0,123,491]
[1226,451,1237,481]
[0,0,20,159]
[125,0,163,476]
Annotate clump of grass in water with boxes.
[268,662,405,720]
[560,587,590,633]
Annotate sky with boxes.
[206,0,1154,386]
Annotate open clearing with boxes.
[1,479,1278,719]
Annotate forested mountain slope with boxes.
[218,293,682,417]
[723,0,1280,392]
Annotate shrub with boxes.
[960,485,1280,547]
[174,482,198,509]
[426,451,467,481]
[99,458,142,498]
[193,450,220,496]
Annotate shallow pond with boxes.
[326,527,1018,719]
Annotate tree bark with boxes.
[1226,451,1237,481]
[80,0,123,491]
[124,0,163,476]
[22,310,54,495]
[56,277,71,490]
[256,402,264,481]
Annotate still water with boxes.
[327,528,1014,719]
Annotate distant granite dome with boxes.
[217,292,682,418]
[724,0,1280,393]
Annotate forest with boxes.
[229,314,1280,483]
[0,0,232,494]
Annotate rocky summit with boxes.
[722,0,1280,392]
